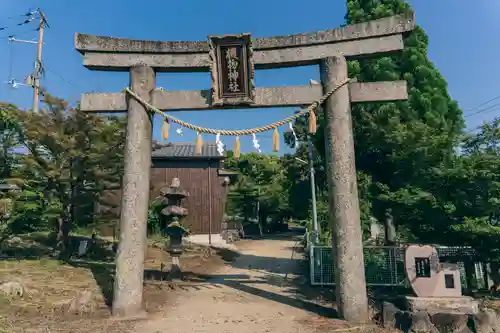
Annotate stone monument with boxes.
[160,178,190,280]
[404,244,478,315]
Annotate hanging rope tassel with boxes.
[272,128,279,152]
[122,77,349,139]
[308,109,317,134]
[195,133,203,155]
[161,119,170,140]
[234,136,241,159]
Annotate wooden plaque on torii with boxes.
[208,33,255,106]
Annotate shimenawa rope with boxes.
[123,78,350,137]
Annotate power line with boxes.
[466,117,500,133]
[463,94,500,114]
[464,104,500,118]
[0,10,38,32]
[44,66,85,90]
[0,28,37,40]
[2,9,39,21]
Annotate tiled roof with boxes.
[152,141,224,159]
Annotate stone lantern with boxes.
[160,178,189,279]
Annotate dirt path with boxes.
[134,233,337,333]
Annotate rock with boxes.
[405,296,478,315]
[60,290,96,315]
[408,311,439,333]
[382,301,400,328]
[474,307,500,333]
[0,281,24,297]
[431,313,471,333]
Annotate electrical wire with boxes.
[0,28,34,39]
[0,10,38,32]
[2,9,39,21]
[0,9,39,40]
[464,104,500,118]
[44,66,84,91]
[466,117,500,133]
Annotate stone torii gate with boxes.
[75,12,415,322]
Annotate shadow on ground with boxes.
[214,239,304,276]
[2,230,339,320]
[66,259,115,308]
[155,270,339,318]
[0,233,116,261]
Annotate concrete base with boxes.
[404,296,478,315]
[185,234,237,251]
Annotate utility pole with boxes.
[32,10,46,113]
[256,187,262,237]
[295,137,319,244]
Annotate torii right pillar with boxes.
[321,55,369,322]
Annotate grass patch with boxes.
[0,232,225,332]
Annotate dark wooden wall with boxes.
[97,158,226,235]
[151,159,225,234]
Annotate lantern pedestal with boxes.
[165,221,189,280]
[170,255,181,280]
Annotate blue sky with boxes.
[1,0,499,154]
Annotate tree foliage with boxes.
[1,96,125,254]
[224,152,289,232]
[388,120,500,256]
[345,0,464,231]
[0,102,22,182]
[282,0,498,255]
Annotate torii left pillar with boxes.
[112,64,155,317]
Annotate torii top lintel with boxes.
[75,12,415,72]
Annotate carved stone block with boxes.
[405,244,463,297]
[383,301,481,333]
[382,301,400,328]
[474,306,500,333]
[408,312,440,333]
[208,33,255,106]
[405,296,478,315]
[431,313,472,333]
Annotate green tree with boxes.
[13,95,125,254]
[225,152,289,233]
[0,103,24,241]
[344,0,464,240]
[389,119,500,257]
[285,1,465,243]
[0,102,23,182]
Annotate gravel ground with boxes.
[134,234,340,333]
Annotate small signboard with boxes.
[208,33,255,106]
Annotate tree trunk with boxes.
[260,213,268,234]
[463,258,476,294]
[56,214,71,256]
[384,208,396,245]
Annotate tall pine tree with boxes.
[285,1,465,242]
[344,0,464,241]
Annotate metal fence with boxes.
[309,244,487,288]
